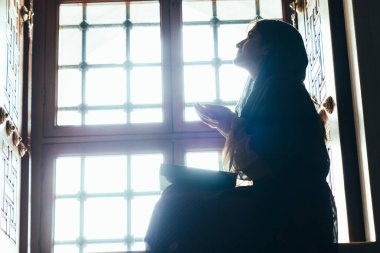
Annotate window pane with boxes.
[86,68,126,106]
[130,1,160,23]
[54,199,80,241]
[85,110,126,125]
[54,245,79,253]
[130,67,162,104]
[217,0,256,20]
[182,25,214,62]
[83,243,127,253]
[184,106,201,122]
[58,29,82,66]
[130,26,161,63]
[130,108,163,124]
[58,69,82,107]
[219,64,248,102]
[218,24,248,60]
[59,4,82,26]
[131,154,163,192]
[185,151,221,171]
[87,28,126,64]
[328,163,350,242]
[184,65,215,103]
[131,195,160,238]
[84,197,126,239]
[131,242,147,251]
[57,110,81,126]
[84,156,126,193]
[261,0,283,19]
[182,1,212,22]
[55,157,81,195]
[86,3,126,25]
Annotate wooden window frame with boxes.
[38,140,173,252]
[30,0,380,252]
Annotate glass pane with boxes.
[57,110,81,126]
[84,156,126,193]
[329,164,350,242]
[130,67,162,104]
[84,197,126,239]
[184,65,215,103]
[185,151,221,171]
[87,3,126,24]
[130,1,160,23]
[131,242,147,251]
[130,26,161,63]
[261,0,283,19]
[87,27,126,64]
[184,106,201,122]
[86,68,126,106]
[55,157,81,195]
[58,69,82,107]
[131,154,163,192]
[131,195,160,238]
[130,108,163,124]
[216,0,256,21]
[58,28,82,66]
[54,199,80,241]
[54,245,79,253]
[59,4,82,26]
[218,24,248,60]
[85,110,126,125]
[182,1,212,22]
[182,25,214,62]
[219,64,248,102]
[83,243,127,253]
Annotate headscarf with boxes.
[227,20,330,182]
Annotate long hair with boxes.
[224,20,330,182]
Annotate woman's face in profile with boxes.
[234,27,268,78]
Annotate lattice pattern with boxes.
[0,0,21,244]
[299,0,335,193]
[302,0,327,105]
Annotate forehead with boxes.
[247,27,261,40]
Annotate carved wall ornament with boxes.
[0,107,9,124]
[290,0,304,14]
[12,131,22,147]
[18,142,29,158]
[5,120,16,136]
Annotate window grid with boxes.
[57,3,162,126]
[54,155,162,252]
[182,1,261,120]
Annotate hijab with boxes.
[230,20,330,182]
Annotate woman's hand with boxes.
[194,103,236,138]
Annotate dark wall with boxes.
[352,0,380,240]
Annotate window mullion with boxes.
[212,1,221,103]
[81,5,87,125]
[125,4,131,124]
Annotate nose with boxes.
[236,39,247,48]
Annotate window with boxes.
[56,2,163,126]
[44,1,282,251]
[53,153,163,251]
[34,0,356,252]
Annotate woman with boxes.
[145,19,337,253]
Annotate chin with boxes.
[234,58,247,69]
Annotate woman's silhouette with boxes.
[145,19,338,253]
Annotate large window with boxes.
[45,1,283,251]
[35,0,357,252]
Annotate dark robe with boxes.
[145,20,338,253]
[144,77,338,253]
